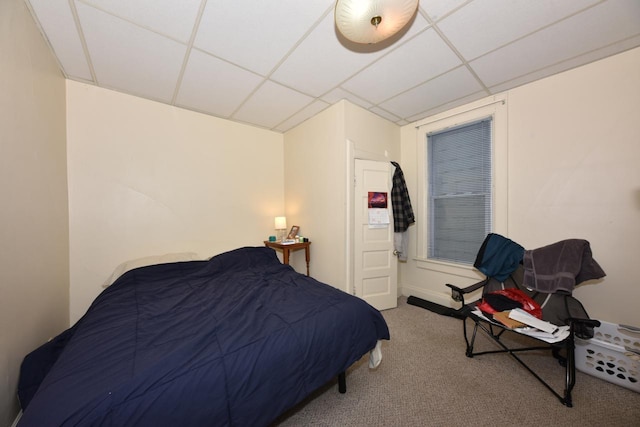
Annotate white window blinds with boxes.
[427,117,492,264]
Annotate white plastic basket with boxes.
[575,321,640,393]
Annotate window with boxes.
[415,97,507,275]
[427,118,492,264]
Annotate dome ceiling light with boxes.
[335,0,419,44]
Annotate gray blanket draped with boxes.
[523,239,605,293]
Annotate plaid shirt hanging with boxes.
[390,161,415,232]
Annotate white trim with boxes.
[414,257,484,281]
[353,148,390,162]
[346,142,392,296]
[415,94,508,276]
[345,139,354,295]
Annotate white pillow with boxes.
[102,252,201,288]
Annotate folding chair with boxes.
[445,233,604,407]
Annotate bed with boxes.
[17,246,390,426]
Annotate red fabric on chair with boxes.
[477,288,542,319]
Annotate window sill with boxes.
[415,257,481,280]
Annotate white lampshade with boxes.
[335,0,419,44]
[275,216,287,230]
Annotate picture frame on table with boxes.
[287,226,300,240]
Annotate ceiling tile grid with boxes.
[175,49,264,118]
[82,0,202,43]
[436,0,601,61]
[75,1,188,103]
[27,0,92,81]
[379,65,484,118]
[469,0,640,88]
[233,80,315,129]
[25,0,640,133]
[194,0,336,77]
[341,28,463,105]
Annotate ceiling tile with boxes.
[176,49,264,118]
[420,0,468,22]
[271,12,431,97]
[28,0,92,81]
[195,0,335,76]
[76,2,187,103]
[233,81,314,129]
[380,66,484,119]
[470,0,640,88]
[406,90,487,122]
[438,0,600,60]
[321,88,373,110]
[82,0,202,43]
[341,28,462,104]
[488,34,640,94]
[369,107,401,122]
[275,100,331,132]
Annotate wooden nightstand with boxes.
[264,240,311,276]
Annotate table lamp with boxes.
[275,216,287,242]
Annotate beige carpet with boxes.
[273,297,640,426]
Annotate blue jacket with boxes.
[474,233,524,281]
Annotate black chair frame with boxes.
[446,275,600,408]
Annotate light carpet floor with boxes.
[273,296,640,427]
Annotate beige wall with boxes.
[345,102,401,163]
[399,47,640,326]
[67,87,400,322]
[66,81,285,323]
[283,101,400,293]
[283,102,346,287]
[0,0,69,424]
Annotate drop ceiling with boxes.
[25,0,640,133]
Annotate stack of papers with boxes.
[508,308,559,334]
[472,308,570,343]
[508,308,569,343]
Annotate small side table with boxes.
[264,240,311,276]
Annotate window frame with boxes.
[415,96,508,278]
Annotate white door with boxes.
[354,159,398,310]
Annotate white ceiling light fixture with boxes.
[335,0,419,44]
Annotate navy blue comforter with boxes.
[18,247,389,426]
